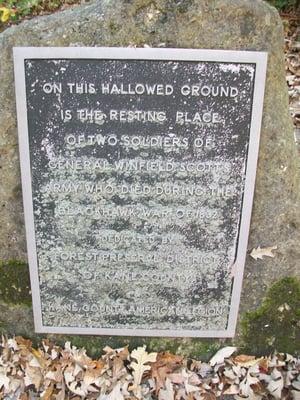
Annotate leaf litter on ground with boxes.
[0,337,299,399]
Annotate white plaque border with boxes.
[13,47,268,338]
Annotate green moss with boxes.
[55,335,148,357]
[108,20,121,34]
[47,336,222,360]
[147,338,222,361]
[0,260,31,306]
[241,277,300,355]
[265,0,299,11]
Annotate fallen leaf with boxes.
[234,354,260,368]
[239,371,260,397]
[201,392,216,400]
[292,380,300,390]
[0,335,299,400]
[150,352,183,392]
[158,378,174,400]
[223,384,239,395]
[153,352,183,368]
[267,368,284,399]
[130,346,157,386]
[224,367,238,380]
[250,246,277,260]
[0,7,11,23]
[0,371,10,391]
[100,383,124,400]
[194,362,212,378]
[41,384,54,400]
[291,390,300,400]
[258,357,269,372]
[151,365,169,393]
[7,338,19,351]
[24,365,43,390]
[168,372,185,384]
[16,336,32,349]
[209,347,237,366]
[234,394,263,400]
[112,357,125,379]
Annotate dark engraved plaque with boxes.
[14,48,267,337]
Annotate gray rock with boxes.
[0,0,299,345]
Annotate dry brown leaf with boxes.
[24,365,43,390]
[258,357,269,372]
[151,365,170,393]
[155,352,183,367]
[0,337,300,400]
[223,384,239,395]
[150,352,183,393]
[15,336,32,349]
[234,355,260,367]
[201,392,216,400]
[41,383,54,400]
[250,245,277,260]
[112,348,129,379]
[168,372,185,385]
[234,354,255,364]
[117,347,130,361]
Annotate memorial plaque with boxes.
[14,47,267,337]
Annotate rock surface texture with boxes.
[0,0,299,352]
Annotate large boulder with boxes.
[0,0,299,354]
